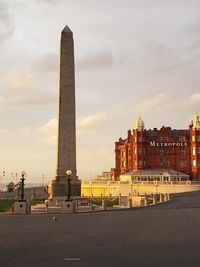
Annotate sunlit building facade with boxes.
[111,114,200,180]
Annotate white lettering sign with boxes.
[150,142,187,147]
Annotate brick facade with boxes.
[111,115,200,180]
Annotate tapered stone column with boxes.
[49,25,81,198]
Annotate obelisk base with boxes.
[48,178,81,198]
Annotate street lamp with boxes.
[66,170,72,201]
[20,170,26,201]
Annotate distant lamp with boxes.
[20,170,26,201]
[21,170,26,177]
[66,170,72,176]
[66,170,72,201]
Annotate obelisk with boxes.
[49,25,81,197]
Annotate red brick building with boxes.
[111,115,200,180]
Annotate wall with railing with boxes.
[81,180,200,197]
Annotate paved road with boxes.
[1,191,200,267]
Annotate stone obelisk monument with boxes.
[49,25,81,198]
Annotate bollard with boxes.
[159,193,164,203]
[153,194,157,205]
[102,200,107,210]
[144,197,148,207]
[128,198,132,208]
[164,194,168,201]
[119,193,122,206]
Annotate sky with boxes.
[0,0,200,183]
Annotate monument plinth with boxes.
[48,25,81,198]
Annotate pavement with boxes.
[1,191,200,267]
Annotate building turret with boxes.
[193,114,200,130]
[134,116,145,131]
[190,114,200,180]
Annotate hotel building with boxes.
[111,114,200,180]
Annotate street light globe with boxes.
[66,170,72,176]
[21,170,26,176]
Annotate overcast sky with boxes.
[0,0,200,183]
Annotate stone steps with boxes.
[31,204,62,213]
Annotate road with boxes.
[1,191,200,267]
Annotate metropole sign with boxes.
[150,141,187,147]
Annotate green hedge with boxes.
[89,198,119,207]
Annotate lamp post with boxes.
[20,170,26,201]
[66,170,72,201]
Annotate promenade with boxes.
[1,191,200,266]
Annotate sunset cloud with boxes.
[0,1,15,44]
[0,0,200,181]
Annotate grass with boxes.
[89,198,119,207]
[0,199,15,212]
[0,198,45,212]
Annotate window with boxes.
[160,136,163,142]
[138,137,142,142]
[197,147,200,154]
[197,136,200,142]
[192,136,195,142]
[165,137,169,142]
[193,160,196,167]
[179,136,186,142]
[198,160,200,167]
[134,147,137,154]
[180,148,186,156]
[160,158,164,166]
[165,160,170,167]
[121,161,126,168]
[160,148,163,156]
[164,158,169,167]
[180,159,187,167]
[193,147,196,155]
[166,147,170,154]
[138,147,142,155]
[122,151,125,157]
[134,160,137,166]
[138,160,142,167]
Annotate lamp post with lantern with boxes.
[20,170,26,201]
[66,170,72,201]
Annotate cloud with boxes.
[0,1,14,44]
[189,93,200,104]
[5,70,35,92]
[32,53,58,73]
[77,112,108,137]
[107,0,200,8]
[37,118,57,133]
[77,51,114,72]
[136,92,200,116]
[35,112,108,145]
[0,91,56,111]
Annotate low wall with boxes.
[81,181,200,197]
[0,186,48,200]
